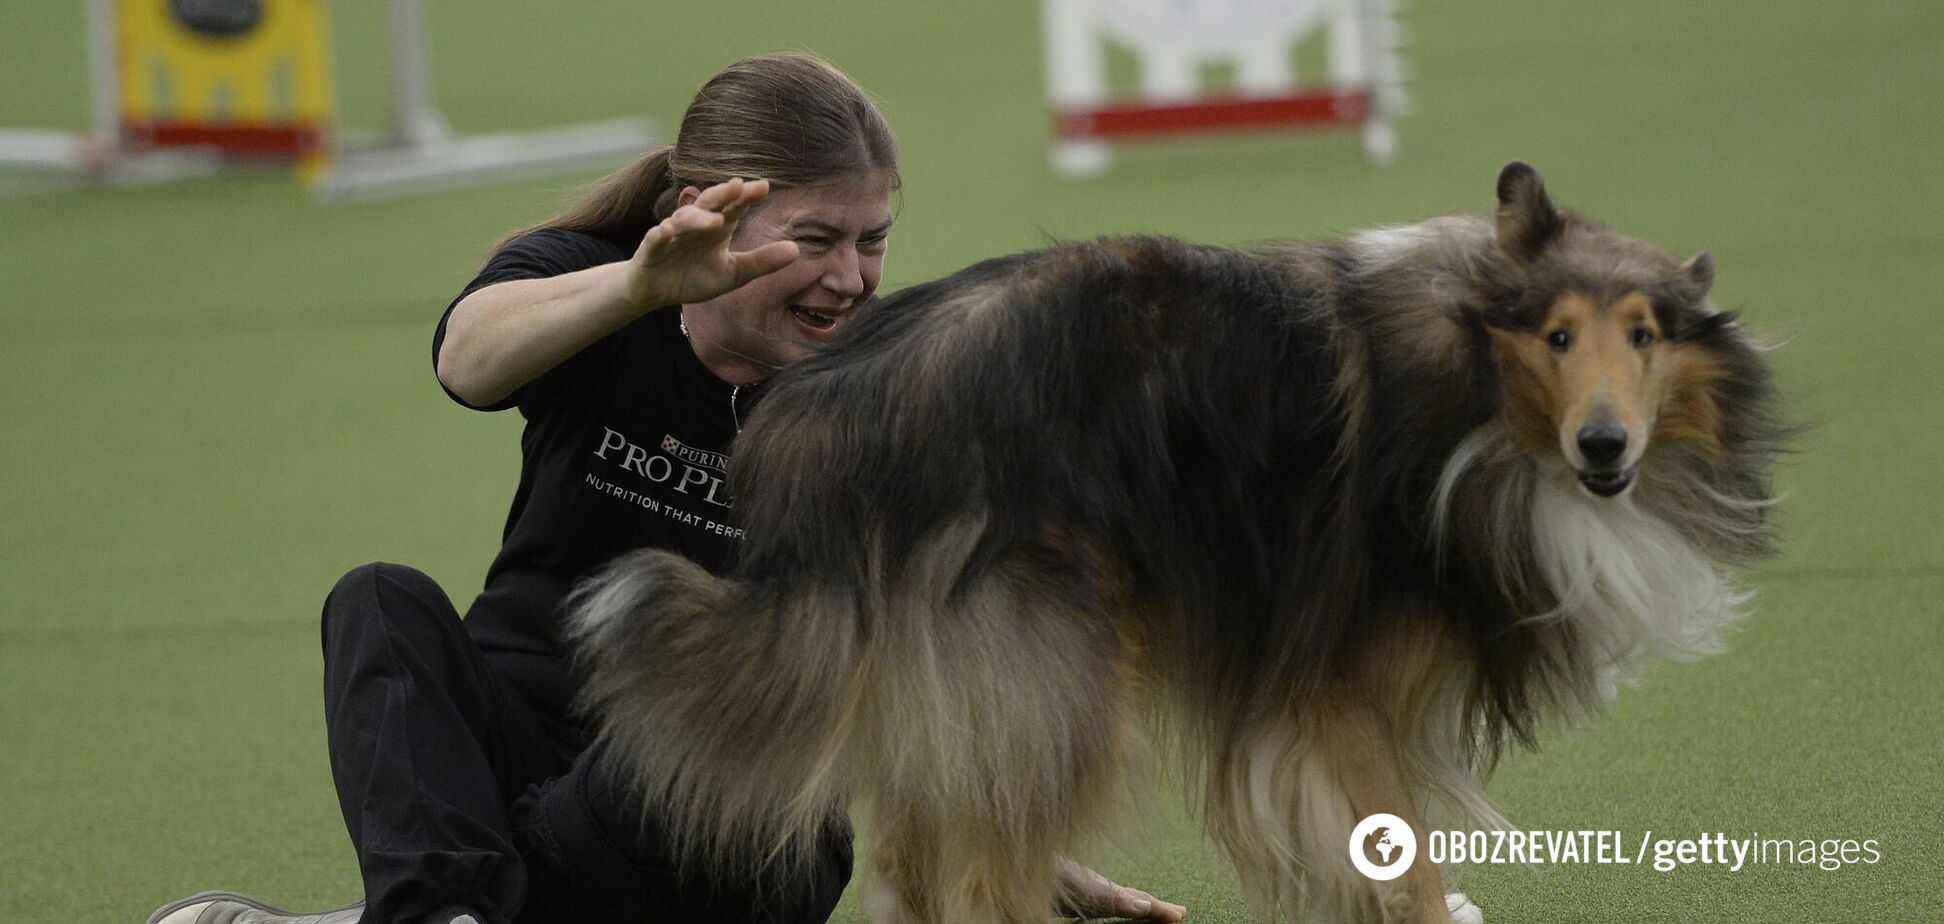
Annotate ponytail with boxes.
[493,53,900,256]
[498,146,683,252]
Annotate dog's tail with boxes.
[567,541,1138,915]
[565,549,867,878]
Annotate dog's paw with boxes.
[1446,892,1483,924]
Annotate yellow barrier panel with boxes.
[115,0,334,178]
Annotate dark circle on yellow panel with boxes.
[168,0,263,40]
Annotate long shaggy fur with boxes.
[567,163,1784,923]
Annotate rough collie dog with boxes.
[567,163,1782,922]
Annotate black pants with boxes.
[320,563,852,924]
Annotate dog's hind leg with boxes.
[867,807,1067,924]
[861,552,1140,924]
[867,808,945,924]
[1210,623,1464,923]
[1306,691,1455,923]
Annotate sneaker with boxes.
[145,893,363,924]
[145,892,482,924]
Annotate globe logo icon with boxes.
[1348,813,1417,881]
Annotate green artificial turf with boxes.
[2,1,1938,921]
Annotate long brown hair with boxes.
[512,52,900,250]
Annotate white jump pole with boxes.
[0,0,220,183]
[385,0,451,148]
[312,0,655,203]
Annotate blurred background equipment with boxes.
[0,0,653,201]
[1042,0,1405,176]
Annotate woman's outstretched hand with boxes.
[1055,857,1188,921]
[628,177,800,309]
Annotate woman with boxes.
[147,54,1185,924]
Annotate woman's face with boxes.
[679,171,895,384]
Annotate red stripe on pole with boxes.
[123,121,325,159]
[1055,88,1371,139]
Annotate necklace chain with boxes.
[680,311,740,433]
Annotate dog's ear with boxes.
[1682,250,1716,294]
[1495,161,1562,264]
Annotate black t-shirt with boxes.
[434,228,758,717]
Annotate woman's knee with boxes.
[321,561,454,643]
[529,747,852,922]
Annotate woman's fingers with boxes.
[643,209,725,261]
[1053,858,1188,922]
[717,178,770,226]
[631,178,785,305]
[649,178,772,253]
[695,176,770,225]
[732,240,799,285]
[691,176,742,212]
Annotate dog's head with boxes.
[1474,162,1753,500]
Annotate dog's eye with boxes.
[1546,329,1572,352]
[1631,327,1655,349]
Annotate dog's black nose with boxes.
[1577,423,1628,466]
